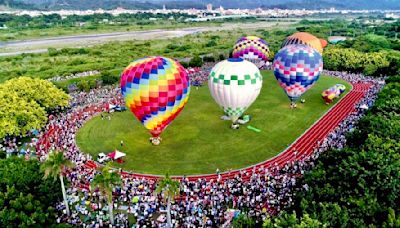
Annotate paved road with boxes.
[0,27,207,56]
[0,28,205,47]
[0,21,294,56]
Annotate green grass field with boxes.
[76,71,350,175]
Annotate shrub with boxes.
[203,55,215,62]
[188,55,203,67]
[101,71,119,85]
[77,80,90,92]
[180,61,189,68]
[48,47,58,56]
[205,40,217,47]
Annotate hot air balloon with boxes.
[282,32,327,53]
[232,36,269,67]
[334,84,346,94]
[320,39,328,48]
[120,56,190,145]
[208,58,262,128]
[322,84,346,104]
[273,44,323,107]
[322,89,337,104]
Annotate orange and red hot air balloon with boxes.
[120,56,190,145]
[282,32,328,53]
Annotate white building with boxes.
[206,4,213,12]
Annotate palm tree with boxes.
[156,174,180,228]
[41,150,74,216]
[91,162,121,225]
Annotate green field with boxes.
[76,71,350,175]
[0,21,222,42]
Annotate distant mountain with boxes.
[0,0,38,9]
[6,0,400,10]
[10,0,160,10]
[160,0,400,10]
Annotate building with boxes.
[385,13,400,19]
[219,6,224,14]
[328,36,347,44]
[207,4,212,12]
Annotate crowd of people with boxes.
[315,71,385,153]
[0,65,385,227]
[187,62,214,88]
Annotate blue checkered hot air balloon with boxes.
[273,44,323,103]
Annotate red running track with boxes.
[121,82,372,182]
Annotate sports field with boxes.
[76,71,350,175]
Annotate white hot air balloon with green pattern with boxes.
[208,58,263,123]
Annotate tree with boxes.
[323,47,393,76]
[202,55,215,62]
[271,80,400,227]
[205,39,217,47]
[48,47,59,56]
[323,47,365,73]
[188,55,203,67]
[383,208,400,228]
[233,214,255,228]
[91,163,122,225]
[0,90,47,138]
[263,212,326,228]
[0,77,69,138]
[77,80,90,92]
[41,150,74,217]
[101,71,119,85]
[156,174,180,228]
[0,77,69,110]
[348,34,392,53]
[0,157,61,227]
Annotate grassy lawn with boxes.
[76,71,350,175]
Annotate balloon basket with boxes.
[150,137,162,146]
[231,123,240,130]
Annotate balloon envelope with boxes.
[273,44,323,102]
[319,38,328,48]
[322,84,346,103]
[322,89,336,103]
[282,32,326,53]
[120,56,190,137]
[232,36,269,65]
[208,58,262,122]
[334,84,346,93]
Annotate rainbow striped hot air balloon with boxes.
[232,36,269,67]
[120,56,190,144]
[273,44,323,105]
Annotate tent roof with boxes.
[108,150,126,159]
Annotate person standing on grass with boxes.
[120,140,124,147]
